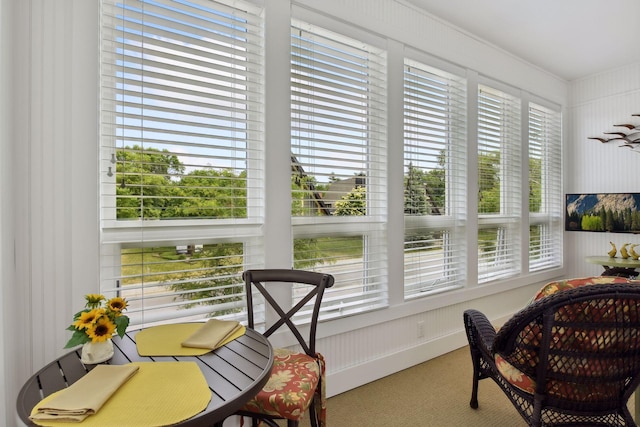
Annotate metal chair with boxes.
[222,269,334,427]
[464,282,640,426]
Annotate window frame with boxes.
[402,54,468,299]
[476,79,523,283]
[527,98,563,272]
[99,0,266,327]
[289,12,389,317]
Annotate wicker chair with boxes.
[464,282,640,426]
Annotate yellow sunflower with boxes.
[87,317,116,342]
[107,297,128,313]
[73,309,102,330]
[64,293,131,349]
[85,294,105,308]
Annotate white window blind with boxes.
[100,0,264,326]
[528,102,562,271]
[477,84,521,282]
[293,234,388,319]
[403,58,467,298]
[290,18,388,316]
[291,19,386,219]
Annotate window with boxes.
[477,83,522,282]
[403,58,467,298]
[100,0,264,326]
[290,18,388,317]
[528,102,562,271]
[99,1,564,328]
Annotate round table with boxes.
[16,327,273,427]
[585,256,640,278]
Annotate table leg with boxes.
[600,266,639,278]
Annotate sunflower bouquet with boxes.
[64,294,130,349]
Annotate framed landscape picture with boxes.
[565,193,640,233]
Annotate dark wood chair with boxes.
[217,269,334,427]
[464,282,640,426]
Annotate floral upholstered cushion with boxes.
[241,348,326,427]
[495,353,536,394]
[531,276,631,302]
[495,352,620,400]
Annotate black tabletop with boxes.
[16,327,273,426]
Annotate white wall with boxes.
[564,63,640,279]
[1,0,14,423]
[3,1,572,424]
[5,1,99,425]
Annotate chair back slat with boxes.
[243,269,335,356]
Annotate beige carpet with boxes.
[286,346,635,427]
[323,346,525,427]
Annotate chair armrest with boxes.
[464,309,497,355]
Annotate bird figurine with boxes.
[608,241,617,258]
[614,123,640,130]
[588,137,616,143]
[629,244,639,260]
[620,243,630,259]
[603,131,628,137]
[603,131,640,143]
[589,115,640,146]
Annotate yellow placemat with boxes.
[135,323,246,356]
[30,362,211,427]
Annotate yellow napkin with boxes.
[29,364,139,423]
[181,319,244,350]
[135,323,246,356]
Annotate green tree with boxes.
[403,161,443,248]
[566,211,581,230]
[168,169,247,219]
[478,151,500,214]
[334,186,366,216]
[632,210,640,231]
[423,152,446,214]
[116,146,184,219]
[604,208,615,232]
[404,154,445,216]
[168,243,244,316]
[529,157,542,212]
[581,214,603,231]
[478,186,500,215]
[622,208,633,231]
[404,163,429,215]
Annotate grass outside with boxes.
[121,237,365,286]
[120,247,225,286]
[120,235,479,286]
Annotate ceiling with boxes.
[404,0,640,81]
